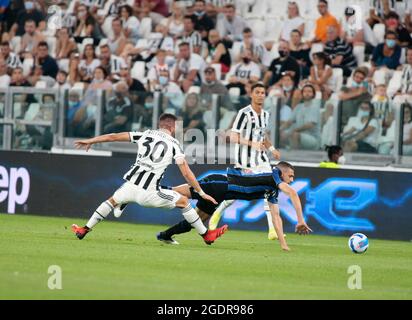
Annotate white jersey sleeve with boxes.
[173,141,186,162]
[129,131,144,143]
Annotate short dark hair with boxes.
[159,113,178,122]
[178,42,190,48]
[38,41,48,49]
[251,82,266,92]
[184,15,196,24]
[325,145,342,161]
[1,41,9,47]
[385,11,399,20]
[385,30,398,39]
[277,161,295,171]
[354,67,368,78]
[243,27,252,34]
[319,0,328,5]
[120,5,133,17]
[291,29,302,37]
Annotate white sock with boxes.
[181,204,207,235]
[264,199,275,231]
[86,200,114,229]
[214,200,235,217]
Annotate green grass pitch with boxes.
[0,214,411,300]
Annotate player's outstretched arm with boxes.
[278,183,313,235]
[268,203,290,251]
[263,133,281,160]
[177,159,218,205]
[75,132,131,151]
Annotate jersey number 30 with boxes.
[140,137,168,163]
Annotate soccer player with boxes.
[158,162,312,251]
[209,82,282,240]
[71,113,228,245]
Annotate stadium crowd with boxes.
[1,0,412,155]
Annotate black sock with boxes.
[163,220,193,238]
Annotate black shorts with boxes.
[190,174,228,216]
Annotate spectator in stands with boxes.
[120,4,140,45]
[55,27,77,60]
[342,101,379,153]
[0,1,10,32]
[201,66,231,107]
[99,44,127,79]
[53,70,71,90]
[133,0,169,24]
[10,66,31,87]
[309,52,334,99]
[205,29,231,74]
[324,25,357,77]
[164,1,185,39]
[35,41,58,79]
[319,145,345,168]
[368,0,391,28]
[118,65,146,93]
[339,67,371,124]
[271,73,300,110]
[371,31,401,71]
[174,42,206,93]
[226,48,261,95]
[74,3,98,44]
[238,27,265,65]
[66,90,83,137]
[402,104,412,155]
[103,81,132,134]
[216,3,247,43]
[154,69,182,94]
[280,1,305,42]
[264,40,300,88]
[9,0,45,38]
[148,49,169,91]
[372,84,393,134]
[313,0,340,44]
[0,41,22,70]
[280,84,321,150]
[183,92,205,134]
[396,47,412,97]
[182,15,203,55]
[384,11,412,47]
[192,0,214,37]
[0,58,10,88]
[108,17,127,56]
[341,6,378,52]
[20,19,45,57]
[67,50,81,85]
[79,44,100,83]
[88,66,112,91]
[289,29,311,79]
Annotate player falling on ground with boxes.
[209,82,282,240]
[71,113,228,245]
[157,161,312,251]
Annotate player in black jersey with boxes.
[158,161,312,251]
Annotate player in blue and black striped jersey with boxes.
[158,161,312,251]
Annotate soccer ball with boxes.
[348,233,369,254]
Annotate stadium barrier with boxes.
[1,87,412,167]
[1,150,411,241]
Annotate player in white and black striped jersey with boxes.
[208,83,282,240]
[71,114,228,245]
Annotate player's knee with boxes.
[176,195,190,208]
[108,197,118,208]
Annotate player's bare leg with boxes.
[71,197,118,240]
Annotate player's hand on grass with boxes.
[201,193,218,205]
[295,222,312,235]
[281,244,291,252]
[75,140,92,151]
